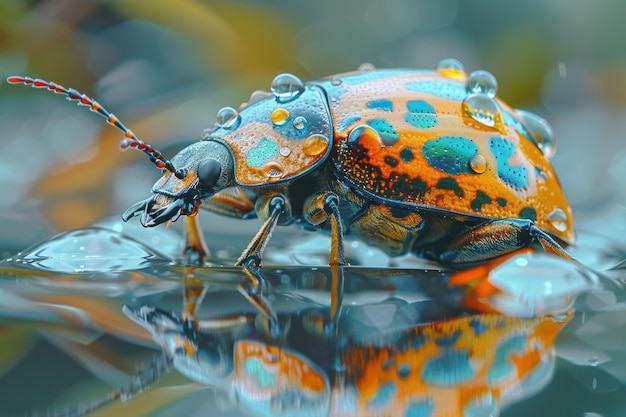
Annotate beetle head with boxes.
[122,305,231,385]
[123,139,234,226]
[124,72,332,226]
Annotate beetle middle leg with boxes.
[437,218,576,266]
[303,191,348,322]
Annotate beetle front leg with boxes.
[183,215,211,266]
[438,218,576,266]
[236,193,291,267]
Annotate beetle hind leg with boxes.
[438,218,576,266]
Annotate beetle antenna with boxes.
[6,75,184,179]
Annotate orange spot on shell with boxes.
[302,134,329,156]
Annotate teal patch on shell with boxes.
[421,350,475,386]
[400,147,414,162]
[423,136,478,175]
[405,100,437,129]
[469,318,490,336]
[341,69,418,85]
[369,382,397,408]
[471,190,492,212]
[339,114,362,132]
[405,399,435,417]
[385,156,399,167]
[397,363,411,379]
[437,177,463,197]
[244,358,276,388]
[367,99,393,112]
[488,136,529,189]
[488,334,528,384]
[246,137,280,167]
[434,330,462,347]
[503,110,536,146]
[405,80,467,101]
[519,207,537,222]
[367,119,399,146]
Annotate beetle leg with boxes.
[183,215,211,266]
[237,266,279,332]
[303,192,348,266]
[181,270,207,321]
[303,192,347,323]
[236,194,289,267]
[438,218,576,266]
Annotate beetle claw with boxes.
[122,197,152,222]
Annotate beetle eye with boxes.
[197,158,222,190]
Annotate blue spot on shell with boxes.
[405,100,437,129]
[400,147,414,162]
[397,363,411,379]
[405,80,466,101]
[367,119,399,146]
[245,358,276,388]
[422,136,478,175]
[435,330,461,347]
[367,99,393,112]
[519,207,537,222]
[369,383,397,408]
[246,137,280,167]
[469,318,490,336]
[342,69,420,85]
[488,334,528,384]
[406,399,434,417]
[503,110,536,146]
[422,350,475,386]
[488,136,529,189]
[340,114,362,132]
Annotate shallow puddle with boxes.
[1,213,626,417]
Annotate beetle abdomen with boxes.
[320,68,574,244]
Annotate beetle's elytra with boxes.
[7,58,576,268]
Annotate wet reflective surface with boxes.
[1,213,626,417]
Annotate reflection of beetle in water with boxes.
[123,292,571,417]
[8,58,575,267]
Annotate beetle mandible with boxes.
[7,58,576,268]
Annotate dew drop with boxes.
[271,108,290,126]
[119,138,133,151]
[358,62,376,72]
[547,208,568,232]
[270,73,305,101]
[469,154,487,173]
[279,146,291,157]
[293,115,307,130]
[302,134,329,156]
[200,128,214,139]
[248,90,273,106]
[263,162,285,180]
[331,77,342,86]
[216,106,240,129]
[436,58,466,80]
[517,110,556,159]
[466,70,498,98]
[347,124,382,146]
[463,93,503,129]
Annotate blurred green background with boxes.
[1,0,625,252]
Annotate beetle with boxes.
[7,58,576,268]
